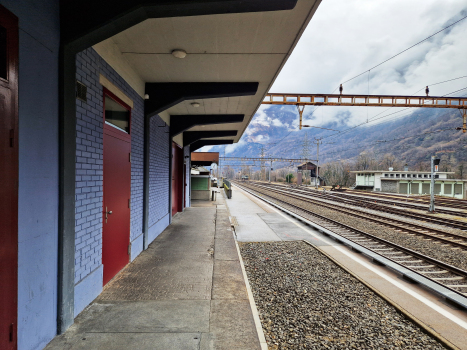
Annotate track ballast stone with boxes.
[240,241,447,350]
[243,184,467,272]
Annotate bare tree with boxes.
[381,153,397,170]
[321,161,353,187]
[457,163,465,179]
[356,151,374,170]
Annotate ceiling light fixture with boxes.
[171,49,187,59]
[191,102,200,108]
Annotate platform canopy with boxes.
[92,0,321,146]
[191,152,220,167]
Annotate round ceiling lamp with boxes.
[171,49,187,59]
[191,102,200,108]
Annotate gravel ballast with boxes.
[240,241,447,350]
[242,184,467,272]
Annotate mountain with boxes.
[206,105,467,175]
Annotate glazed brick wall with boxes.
[74,47,144,284]
[149,116,170,226]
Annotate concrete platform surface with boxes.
[45,194,261,350]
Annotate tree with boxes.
[457,163,464,179]
[286,173,294,183]
[381,153,397,170]
[321,161,353,187]
[356,151,374,170]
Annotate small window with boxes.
[396,174,400,178]
[390,174,394,177]
[0,25,7,80]
[105,94,130,133]
[401,174,406,178]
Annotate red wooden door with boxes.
[171,142,183,216]
[102,91,131,285]
[0,6,18,349]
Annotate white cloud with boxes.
[197,145,214,152]
[269,0,467,128]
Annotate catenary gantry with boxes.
[262,93,467,131]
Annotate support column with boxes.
[58,46,77,334]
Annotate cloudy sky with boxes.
[202,0,467,153]
[266,0,467,127]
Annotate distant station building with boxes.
[190,153,219,200]
[297,162,325,186]
[351,169,467,199]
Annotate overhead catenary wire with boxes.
[340,14,467,86]
[270,14,467,141]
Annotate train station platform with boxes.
[227,184,467,350]
[44,193,261,350]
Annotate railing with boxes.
[223,179,232,199]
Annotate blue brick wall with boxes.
[5,0,61,348]
[149,117,170,226]
[74,48,144,285]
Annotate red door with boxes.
[0,6,18,349]
[171,142,183,216]
[102,91,131,285]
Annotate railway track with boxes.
[268,181,467,217]
[243,182,467,250]
[251,181,467,230]
[233,181,467,301]
[345,189,467,214]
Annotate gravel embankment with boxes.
[243,184,467,272]
[240,241,447,350]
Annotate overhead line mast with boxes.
[262,93,467,132]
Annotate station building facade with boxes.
[0,1,320,349]
[352,170,467,199]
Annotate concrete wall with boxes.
[74,47,145,316]
[381,180,398,193]
[0,0,61,349]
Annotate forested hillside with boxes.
[209,105,467,177]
